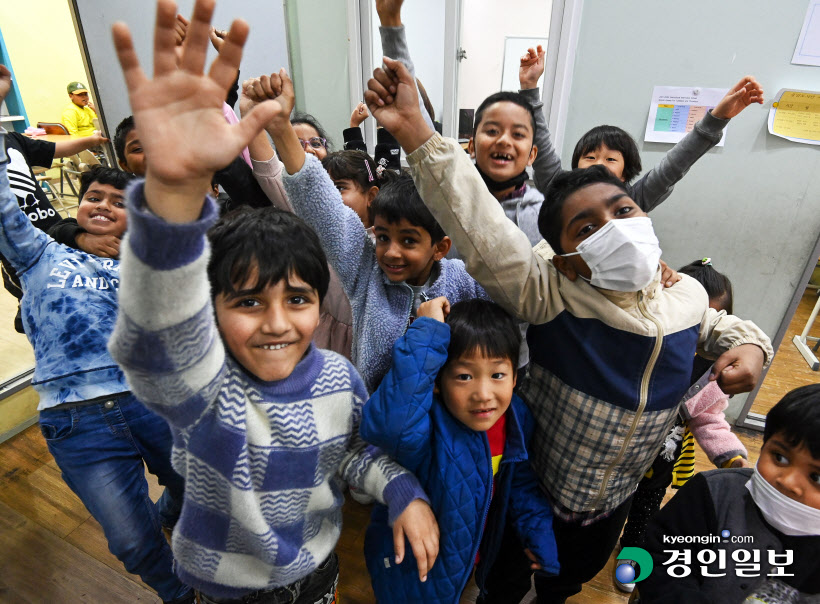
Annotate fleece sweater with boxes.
[108,183,425,598]
[282,154,489,393]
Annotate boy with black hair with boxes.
[0,64,111,330]
[639,384,820,603]
[108,3,438,601]
[253,68,488,393]
[364,57,773,603]
[362,296,560,603]
[0,117,191,601]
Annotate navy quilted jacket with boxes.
[361,318,560,603]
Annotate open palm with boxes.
[112,0,277,188]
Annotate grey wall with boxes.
[563,0,820,419]
[74,0,289,139]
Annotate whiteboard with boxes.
[501,36,548,91]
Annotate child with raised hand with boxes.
[0,84,191,603]
[638,384,820,603]
[361,296,559,603]
[518,47,764,214]
[107,1,438,601]
[255,68,487,394]
[364,57,773,603]
[616,258,750,593]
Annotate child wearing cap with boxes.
[62,81,97,137]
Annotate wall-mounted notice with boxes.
[644,86,728,146]
[792,0,820,67]
[768,88,820,145]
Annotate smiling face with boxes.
[552,182,646,280]
[214,272,320,382]
[293,123,328,160]
[70,91,90,108]
[373,216,450,286]
[437,351,515,431]
[757,433,820,510]
[75,182,128,238]
[469,101,537,190]
[119,129,145,176]
[575,143,626,181]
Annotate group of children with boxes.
[0,0,817,602]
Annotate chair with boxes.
[36,122,69,135]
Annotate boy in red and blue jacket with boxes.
[361,297,559,603]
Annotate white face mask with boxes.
[745,465,820,536]
[561,217,662,292]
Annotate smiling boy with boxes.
[364,57,773,603]
[107,3,438,600]
[0,123,191,601]
[254,68,488,393]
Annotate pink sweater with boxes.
[685,380,747,467]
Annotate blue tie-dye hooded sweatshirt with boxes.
[0,160,129,409]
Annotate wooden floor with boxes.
[751,285,820,416]
[0,422,763,603]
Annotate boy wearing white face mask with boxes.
[639,384,820,603]
[360,61,774,603]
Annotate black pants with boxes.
[478,496,633,604]
[198,554,339,604]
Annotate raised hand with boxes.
[350,102,369,128]
[112,0,278,221]
[376,0,404,27]
[712,76,764,120]
[519,45,545,90]
[209,26,227,52]
[365,57,432,153]
[0,65,11,103]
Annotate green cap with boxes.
[67,81,89,94]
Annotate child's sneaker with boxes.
[348,486,375,505]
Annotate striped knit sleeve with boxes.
[340,364,430,524]
[109,180,227,427]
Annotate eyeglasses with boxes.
[298,137,327,151]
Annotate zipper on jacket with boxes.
[461,433,494,599]
[591,291,665,509]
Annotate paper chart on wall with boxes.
[767,88,820,145]
[792,0,820,67]
[644,86,728,146]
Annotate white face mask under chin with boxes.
[745,465,820,537]
[562,217,662,292]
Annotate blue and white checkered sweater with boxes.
[109,184,425,599]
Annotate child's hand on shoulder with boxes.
[712,76,764,120]
[417,296,450,322]
[519,45,545,90]
[392,498,439,582]
[659,259,682,288]
[112,0,279,221]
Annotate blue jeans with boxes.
[39,393,191,602]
